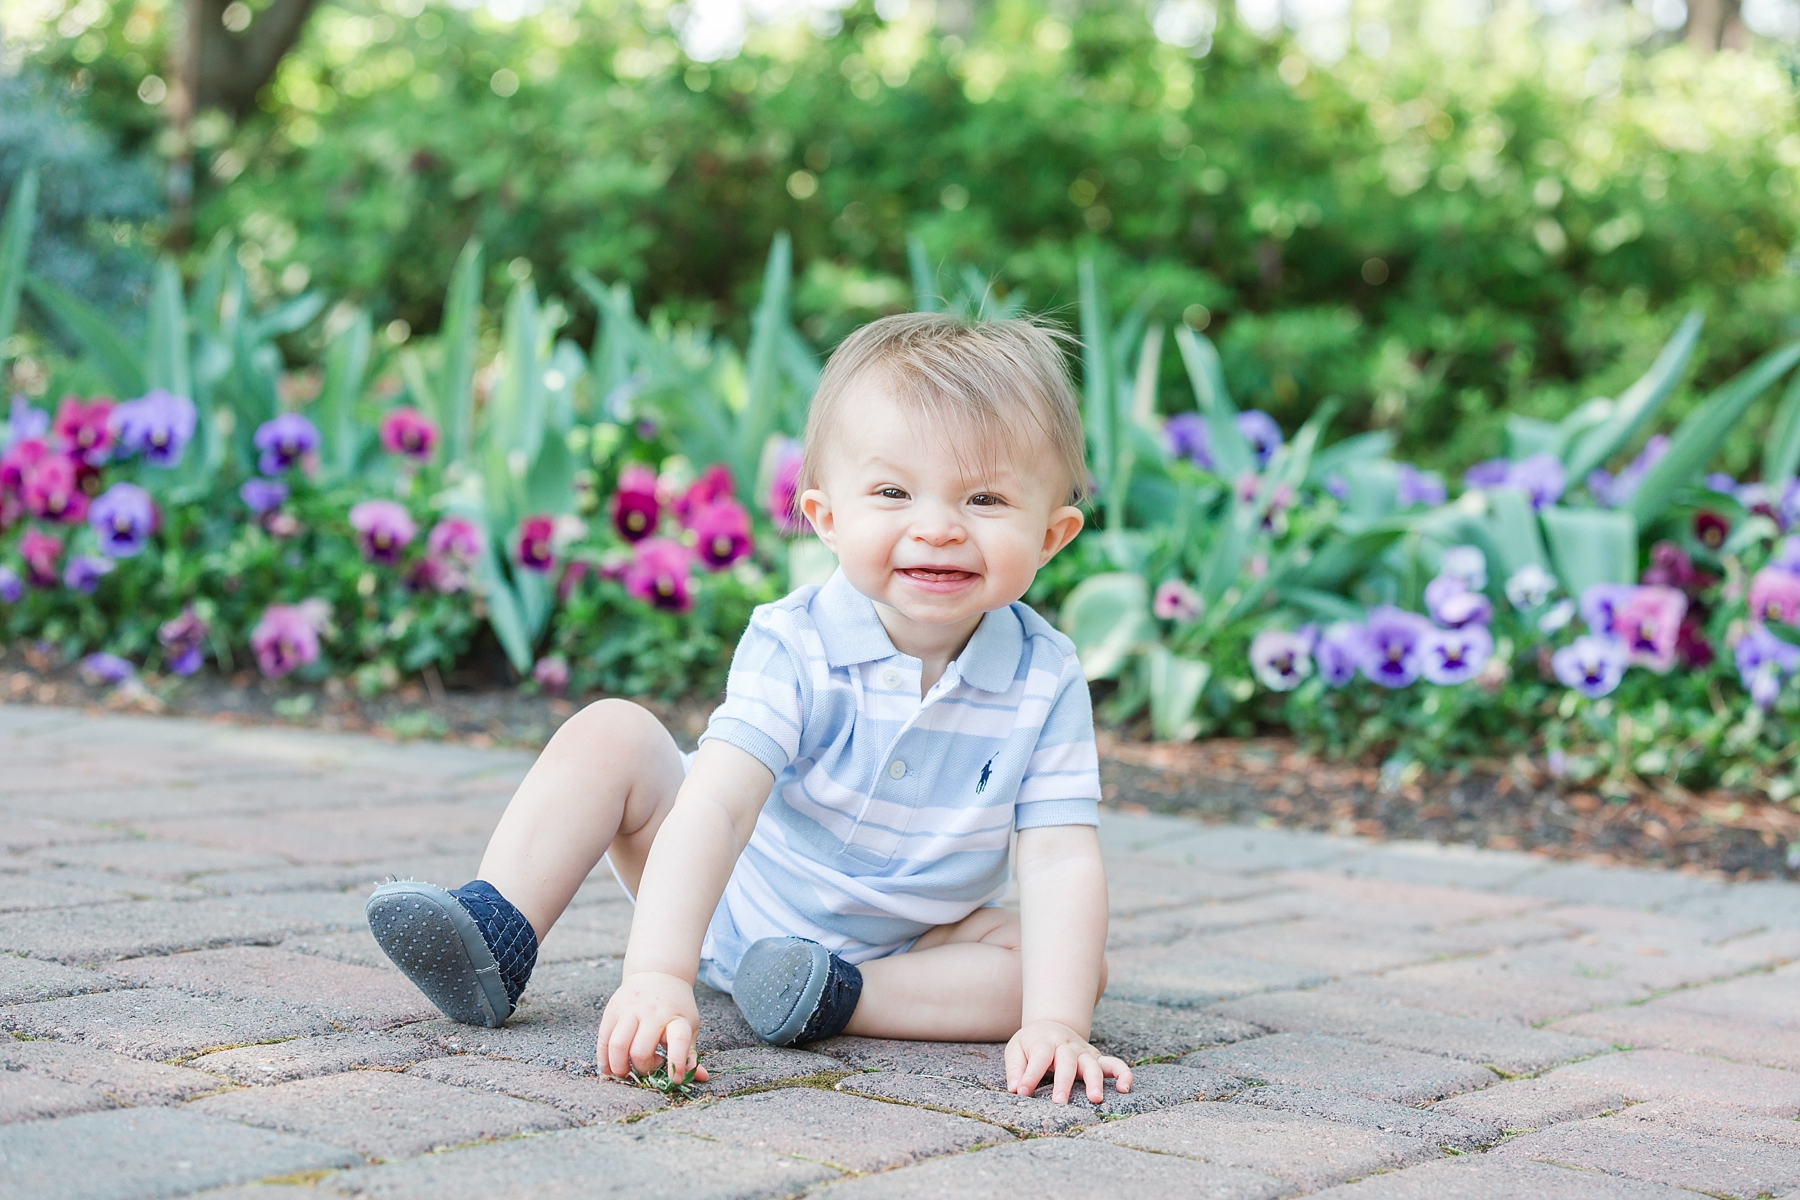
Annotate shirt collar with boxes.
[813,569,1024,693]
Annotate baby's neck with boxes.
[871,603,986,696]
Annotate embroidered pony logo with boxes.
[976,757,994,794]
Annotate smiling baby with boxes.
[365,312,1131,1105]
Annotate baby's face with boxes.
[800,380,1084,635]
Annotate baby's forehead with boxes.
[845,394,1056,484]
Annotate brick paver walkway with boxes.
[3,703,1799,1199]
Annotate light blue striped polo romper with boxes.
[691,568,1101,993]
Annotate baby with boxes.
[366,312,1131,1104]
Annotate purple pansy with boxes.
[1704,472,1738,494]
[348,500,418,566]
[1249,629,1313,691]
[533,654,571,695]
[1736,625,1800,709]
[253,413,321,475]
[5,397,49,448]
[1153,579,1204,622]
[1439,545,1487,591]
[1324,474,1349,501]
[1587,435,1668,509]
[1396,464,1446,508]
[1359,606,1431,688]
[1313,622,1363,687]
[111,390,198,467]
[1420,624,1493,686]
[623,538,694,613]
[79,652,135,686]
[1504,564,1556,611]
[1236,411,1284,469]
[1579,583,1637,639]
[1163,413,1209,466]
[690,497,754,571]
[611,464,660,543]
[63,555,113,594]
[158,605,209,677]
[1749,568,1800,626]
[1552,634,1628,699]
[1773,536,1800,576]
[1781,479,1800,532]
[0,565,20,604]
[1463,458,1512,488]
[251,601,327,679]
[240,478,290,515]
[1424,575,1493,629]
[1613,586,1685,673]
[88,482,156,558]
[1507,454,1566,510]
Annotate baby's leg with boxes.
[846,909,1106,1042]
[368,699,683,1026]
[476,698,687,938]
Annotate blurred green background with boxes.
[5,0,1800,473]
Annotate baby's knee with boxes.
[544,697,664,765]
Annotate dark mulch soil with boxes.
[6,644,1794,880]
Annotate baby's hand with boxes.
[1005,1019,1132,1105]
[597,971,710,1083]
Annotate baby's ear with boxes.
[1039,504,1084,563]
[801,489,836,549]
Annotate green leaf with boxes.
[1306,430,1395,487]
[1078,259,1114,503]
[319,310,372,479]
[1763,366,1800,485]
[1484,487,1551,580]
[1627,339,1800,526]
[1564,310,1703,480]
[0,166,37,359]
[437,239,484,465]
[144,260,192,399]
[739,233,795,502]
[475,541,536,675]
[1342,459,1398,520]
[1504,415,1560,460]
[907,235,941,313]
[247,292,326,341]
[1173,327,1253,478]
[492,281,544,459]
[26,274,146,396]
[1541,507,1638,598]
[1058,571,1152,680]
[1146,644,1211,742]
[1281,587,1364,623]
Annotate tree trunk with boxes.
[194,0,324,117]
[1685,0,1744,52]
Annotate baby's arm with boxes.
[597,739,774,1081]
[1006,823,1133,1103]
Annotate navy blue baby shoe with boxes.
[366,879,538,1028]
[732,936,863,1046]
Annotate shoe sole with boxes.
[732,937,829,1046]
[366,881,512,1028]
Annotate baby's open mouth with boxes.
[898,567,977,584]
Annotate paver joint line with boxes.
[7,703,1800,1198]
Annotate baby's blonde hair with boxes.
[800,312,1088,505]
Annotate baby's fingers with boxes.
[1103,1055,1133,1093]
[663,1017,699,1082]
[1077,1052,1106,1104]
[629,1017,667,1076]
[1050,1044,1080,1105]
[603,1014,640,1079]
[1013,1043,1054,1097]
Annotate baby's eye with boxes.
[968,493,1004,507]
[878,487,908,500]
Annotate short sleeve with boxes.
[697,608,810,778]
[1014,658,1101,830]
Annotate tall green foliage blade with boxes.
[1173,326,1252,478]
[739,233,793,500]
[1484,486,1551,579]
[1764,367,1800,485]
[0,166,37,358]
[25,275,145,396]
[1541,507,1638,598]
[1564,310,1704,480]
[1078,260,1113,501]
[437,239,483,465]
[145,260,192,399]
[1626,340,1800,526]
[907,235,941,313]
[319,310,372,479]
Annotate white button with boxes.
[882,669,901,687]
[888,759,906,780]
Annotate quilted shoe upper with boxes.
[450,880,539,1009]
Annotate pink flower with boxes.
[51,396,115,465]
[690,498,753,570]
[1153,579,1203,622]
[532,655,570,695]
[348,500,418,566]
[251,601,329,679]
[623,538,694,612]
[20,528,63,588]
[516,515,557,573]
[766,439,807,535]
[1612,585,1687,673]
[21,452,88,523]
[379,407,439,461]
[675,464,735,527]
[611,464,660,543]
[1749,567,1800,627]
[414,517,484,594]
[0,436,47,497]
